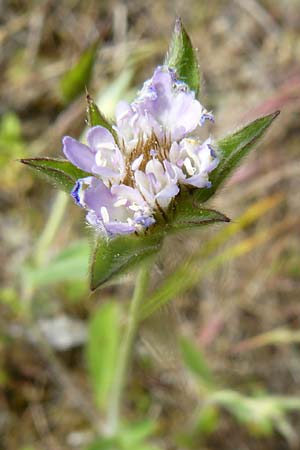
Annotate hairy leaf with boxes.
[20,157,90,192]
[90,233,162,291]
[86,94,116,139]
[169,197,230,231]
[165,18,200,94]
[196,111,280,202]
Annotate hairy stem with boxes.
[106,263,151,435]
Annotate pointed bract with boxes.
[20,157,90,192]
[86,94,116,139]
[165,18,200,95]
[90,233,163,290]
[195,111,280,203]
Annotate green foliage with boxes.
[196,405,219,436]
[169,197,230,231]
[180,337,215,388]
[0,287,21,315]
[179,336,300,440]
[90,233,162,291]
[60,42,99,103]
[0,112,24,156]
[211,390,300,437]
[19,447,36,450]
[86,94,116,138]
[87,420,160,450]
[0,112,26,188]
[20,157,90,192]
[24,239,89,288]
[196,111,280,203]
[118,420,158,449]
[87,437,116,450]
[165,17,200,94]
[87,303,121,409]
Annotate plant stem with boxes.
[34,190,68,266]
[106,263,151,435]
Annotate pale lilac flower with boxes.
[115,66,214,149]
[169,137,219,188]
[63,126,125,185]
[134,158,180,209]
[62,65,219,237]
[72,177,154,236]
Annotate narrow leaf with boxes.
[165,17,200,94]
[60,42,99,103]
[196,111,280,202]
[180,337,215,387]
[90,233,162,291]
[119,421,157,448]
[86,302,121,409]
[20,157,90,192]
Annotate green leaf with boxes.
[86,437,116,450]
[196,111,280,203]
[86,94,117,140]
[24,240,89,288]
[165,17,200,94]
[197,405,219,435]
[169,197,230,231]
[20,157,90,192]
[60,42,99,103]
[86,302,121,410]
[0,112,24,155]
[90,233,162,291]
[119,420,157,449]
[180,337,215,387]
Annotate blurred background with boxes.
[1,0,300,449]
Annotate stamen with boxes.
[114,198,128,207]
[100,206,110,223]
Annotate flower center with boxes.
[120,132,171,186]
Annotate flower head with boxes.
[62,66,219,237]
[115,66,213,148]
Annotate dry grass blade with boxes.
[140,194,286,320]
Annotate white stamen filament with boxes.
[101,206,110,223]
[114,198,128,207]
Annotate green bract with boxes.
[21,157,90,192]
[165,17,200,95]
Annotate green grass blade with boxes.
[86,302,121,410]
